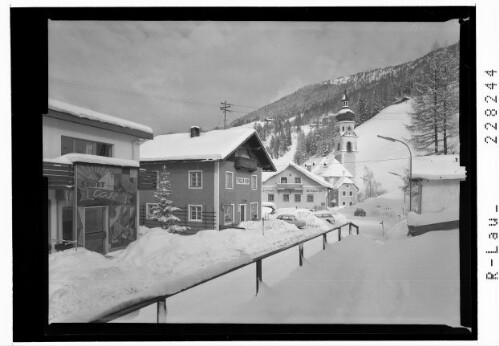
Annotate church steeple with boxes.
[341,90,349,108]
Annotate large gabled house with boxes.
[139,126,276,231]
[262,162,333,211]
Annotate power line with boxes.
[50,77,257,114]
[220,101,234,129]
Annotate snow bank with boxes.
[385,220,409,240]
[50,217,333,322]
[407,207,459,227]
[49,99,153,135]
[225,230,461,326]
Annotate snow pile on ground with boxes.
[240,219,298,232]
[276,208,331,230]
[225,230,460,325]
[407,207,459,227]
[49,219,329,322]
[384,220,409,240]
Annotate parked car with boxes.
[354,208,366,217]
[314,211,336,224]
[276,214,307,229]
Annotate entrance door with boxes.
[85,206,107,254]
[239,204,246,222]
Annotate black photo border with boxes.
[11,6,476,342]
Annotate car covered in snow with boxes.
[262,202,277,216]
[354,208,366,217]
[276,214,307,229]
[314,211,336,224]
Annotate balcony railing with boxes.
[43,161,74,189]
[234,156,257,172]
[276,183,303,191]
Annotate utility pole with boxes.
[220,101,233,129]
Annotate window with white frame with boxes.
[268,194,274,202]
[342,191,346,196]
[225,171,234,189]
[251,175,258,190]
[280,177,288,183]
[295,194,301,202]
[294,177,301,183]
[188,205,202,222]
[349,191,353,196]
[146,203,159,219]
[283,194,289,202]
[188,171,202,189]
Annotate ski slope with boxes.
[353,99,414,195]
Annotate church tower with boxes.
[334,91,358,177]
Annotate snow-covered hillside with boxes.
[352,99,414,194]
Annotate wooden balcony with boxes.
[234,156,257,172]
[276,183,303,191]
[43,161,74,189]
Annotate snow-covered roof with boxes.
[48,99,153,137]
[337,107,355,115]
[411,155,466,180]
[311,157,354,179]
[262,162,333,189]
[332,176,358,190]
[140,127,274,170]
[43,153,140,168]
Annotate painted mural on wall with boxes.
[76,164,138,251]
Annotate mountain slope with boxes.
[231,43,459,129]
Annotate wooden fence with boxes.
[139,205,217,231]
[83,222,359,323]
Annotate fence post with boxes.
[356,225,359,235]
[256,259,262,295]
[349,223,352,235]
[299,243,304,266]
[157,298,167,323]
[322,234,327,250]
[338,227,341,241]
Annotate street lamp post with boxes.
[377,135,413,212]
[388,171,407,204]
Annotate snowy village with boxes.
[44,21,466,326]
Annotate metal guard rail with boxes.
[85,222,359,323]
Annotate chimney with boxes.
[190,126,201,138]
[305,164,312,172]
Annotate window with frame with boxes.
[280,177,288,184]
[342,191,346,196]
[189,171,202,189]
[349,202,353,206]
[268,194,274,202]
[146,203,159,219]
[189,205,202,222]
[61,136,113,157]
[342,202,346,206]
[294,177,301,184]
[250,202,258,221]
[251,175,258,190]
[295,194,301,202]
[225,171,234,189]
[307,194,313,202]
[349,191,353,196]
[283,194,289,202]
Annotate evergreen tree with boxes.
[407,42,459,154]
[293,130,307,165]
[151,166,188,234]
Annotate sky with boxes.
[49,20,460,135]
